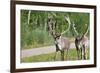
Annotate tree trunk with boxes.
[28,10,31,24]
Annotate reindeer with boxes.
[64,16,89,60]
[47,15,71,61]
[65,16,89,60]
[72,21,89,60]
[74,25,89,60]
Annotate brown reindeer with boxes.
[47,15,71,61]
[72,22,89,60]
[64,16,89,60]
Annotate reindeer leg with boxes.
[61,50,64,61]
[65,48,69,60]
[85,47,88,59]
[80,47,83,60]
[63,51,64,61]
[76,45,80,60]
[77,49,80,60]
[83,45,86,60]
[54,44,60,61]
[54,51,57,61]
[75,40,80,60]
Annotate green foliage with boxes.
[21,10,89,49]
[21,29,54,49]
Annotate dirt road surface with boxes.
[21,43,75,58]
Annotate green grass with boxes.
[21,48,90,63]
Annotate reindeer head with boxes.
[54,32,61,40]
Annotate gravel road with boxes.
[21,43,75,58]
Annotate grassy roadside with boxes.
[21,48,89,63]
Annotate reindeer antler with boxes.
[61,16,71,35]
[65,16,71,24]
[72,21,79,36]
[83,24,89,36]
[72,22,89,37]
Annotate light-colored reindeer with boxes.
[71,20,89,60]
[74,24,89,60]
[47,15,71,61]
